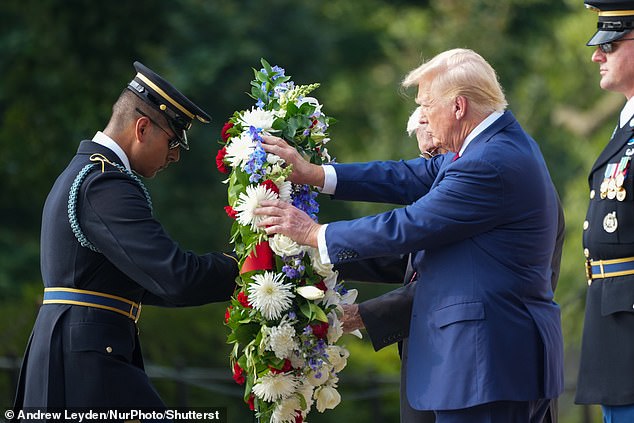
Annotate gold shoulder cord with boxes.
[89,153,116,173]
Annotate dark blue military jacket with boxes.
[13,141,238,411]
[577,122,634,405]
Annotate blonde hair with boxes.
[402,49,507,116]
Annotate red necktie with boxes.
[452,153,460,161]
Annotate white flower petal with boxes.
[247,271,295,320]
[314,385,341,412]
[252,372,299,402]
[239,107,276,130]
[263,320,299,359]
[269,233,306,257]
[296,285,325,301]
[234,185,279,231]
[224,131,256,169]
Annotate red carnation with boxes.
[247,395,255,411]
[315,280,327,292]
[260,179,279,195]
[221,122,234,142]
[237,291,252,308]
[269,359,293,374]
[232,362,246,385]
[224,305,233,323]
[224,205,238,219]
[311,322,329,339]
[216,147,229,174]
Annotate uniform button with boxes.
[106,346,113,353]
[590,190,595,199]
[584,248,590,258]
[583,221,589,230]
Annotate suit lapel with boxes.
[432,111,515,188]
[589,124,634,178]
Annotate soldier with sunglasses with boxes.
[11,62,238,415]
[577,2,634,422]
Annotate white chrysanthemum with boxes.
[314,384,341,412]
[252,372,299,402]
[234,185,278,231]
[325,345,349,373]
[272,396,302,423]
[308,248,335,278]
[263,319,299,359]
[269,233,305,257]
[239,107,276,130]
[277,180,292,203]
[247,271,295,320]
[224,131,256,169]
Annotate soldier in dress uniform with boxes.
[576,2,634,422]
[11,62,238,416]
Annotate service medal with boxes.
[603,211,618,233]
[608,178,617,192]
[617,187,627,201]
[600,179,609,194]
[607,187,617,200]
[616,173,625,187]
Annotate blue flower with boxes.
[292,185,320,221]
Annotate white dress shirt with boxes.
[92,131,131,172]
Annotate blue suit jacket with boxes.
[325,111,564,410]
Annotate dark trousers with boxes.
[434,399,551,423]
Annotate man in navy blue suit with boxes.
[256,49,564,423]
[12,62,238,415]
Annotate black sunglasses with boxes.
[135,108,180,149]
[599,37,634,53]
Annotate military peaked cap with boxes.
[585,0,634,45]
[127,61,211,150]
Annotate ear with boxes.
[135,116,151,142]
[454,96,467,120]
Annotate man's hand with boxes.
[341,304,365,332]
[261,135,325,187]
[255,200,321,247]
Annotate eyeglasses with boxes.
[598,37,634,53]
[420,148,439,159]
[135,108,180,149]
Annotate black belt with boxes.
[585,256,634,284]
[43,287,142,322]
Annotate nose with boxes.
[592,47,605,63]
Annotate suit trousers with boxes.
[433,399,551,423]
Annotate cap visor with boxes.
[587,30,629,46]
